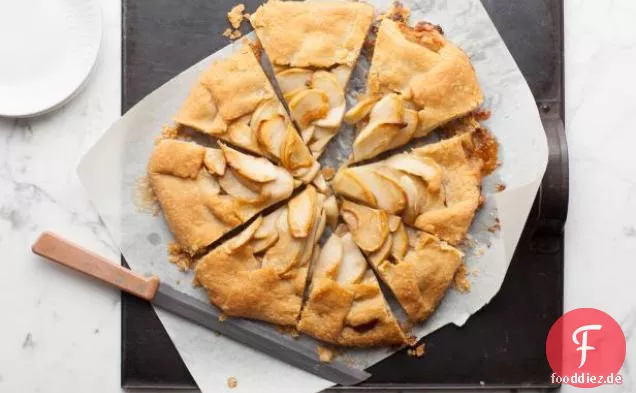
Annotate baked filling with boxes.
[298,225,407,346]
[250,0,374,157]
[333,127,498,246]
[346,18,483,162]
[174,43,323,187]
[195,186,326,326]
[341,201,462,322]
[148,139,294,255]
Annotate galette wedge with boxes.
[346,18,483,162]
[250,0,375,157]
[148,139,295,256]
[340,201,463,323]
[194,185,327,326]
[173,42,323,187]
[298,225,407,347]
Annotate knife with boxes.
[31,231,371,386]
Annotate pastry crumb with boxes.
[473,243,488,257]
[277,325,300,338]
[317,346,335,363]
[227,4,245,29]
[452,263,471,293]
[223,28,242,40]
[488,218,501,233]
[495,183,506,192]
[227,376,238,389]
[219,313,228,322]
[407,343,426,358]
[406,335,417,347]
[321,166,336,181]
[192,275,201,288]
[474,108,492,121]
[168,243,194,271]
[133,176,159,215]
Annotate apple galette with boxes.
[340,201,462,322]
[333,128,497,246]
[195,185,326,326]
[174,43,322,186]
[346,18,483,162]
[298,226,407,346]
[148,139,294,255]
[250,0,374,157]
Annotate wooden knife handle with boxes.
[32,231,160,300]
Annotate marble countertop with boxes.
[0,0,634,392]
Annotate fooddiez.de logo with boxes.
[546,308,626,388]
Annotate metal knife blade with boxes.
[152,283,371,386]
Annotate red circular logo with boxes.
[546,308,626,388]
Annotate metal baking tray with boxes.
[120,0,567,389]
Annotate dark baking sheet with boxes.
[121,0,567,390]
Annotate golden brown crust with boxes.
[148,139,294,255]
[298,230,407,347]
[195,187,327,326]
[334,129,497,245]
[250,1,375,68]
[341,202,463,323]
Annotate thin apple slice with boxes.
[312,233,343,280]
[228,120,261,154]
[330,65,352,89]
[301,125,315,143]
[197,169,221,196]
[310,71,345,108]
[251,99,285,131]
[287,186,317,238]
[218,168,264,203]
[280,125,314,171]
[261,210,303,275]
[344,96,380,124]
[311,172,329,193]
[340,200,389,253]
[300,207,326,266]
[324,195,339,229]
[256,114,287,158]
[352,122,402,162]
[293,160,321,184]
[220,143,278,183]
[314,104,346,128]
[288,89,329,129]
[332,170,377,207]
[390,222,409,261]
[349,168,406,214]
[276,68,313,94]
[337,232,369,284]
[386,154,442,192]
[251,230,279,254]
[203,148,226,176]
[388,215,402,232]
[367,233,393,266]
[369,93,404,125]
[230,168,263,193]
[254,209,282,239]
[308,127,335,155]
[385,108,418,151]
[259,167,294,201]
[226,216,263,252]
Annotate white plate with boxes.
[0,0,102,118]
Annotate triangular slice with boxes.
[195,185,327,326]
[333,126,498,245]
[174,42,322,186]
[345,18,483,162]
[340,201,463,323]
[250,0,375,157]
[148,139,295,255]
[298,226,406,347]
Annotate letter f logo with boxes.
[572,324,602,368]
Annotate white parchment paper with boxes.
[77,1,548,392]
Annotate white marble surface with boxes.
[0,0,634,392]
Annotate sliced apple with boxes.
[390,222,409,261]
[230,168,263,193]
[259,167,294,201]
[301,125,315,143]
[388,215,402,232]
[256,114,287,158]
[276,68,313,95]
[330,65,352,89]
[261,210,303,274]
[324,195,339,229]
[251,230,279,254]
[254,209,282,239]
[337,232,369,284]
[369,93,404,125]
[314,104,346,128]
[367,233,393,266]
[293,160,321,184]
[340,200,389,253]
[332,170,377,207]
[204,194,242,226]
[352,122,402,162]
[300,208,326,266]
[311,172,329,193]
[280,126,314,171]
[228,121,261,154]
[203,148,226,176]
[287,186,317,238]
[349,168,406,214]
[344,96,380,124]
[312,233,344,280]
[310,71,345,108]
[220,143,278,183]
[218,168,263,203]
[308,127,335,155]
[288,89,329,129]
[251,99,285,131]
[399,174,422,225]
[385,108,419,151]
[226,216,263,252]
[197,168,221,196]
[387,154,442,192]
